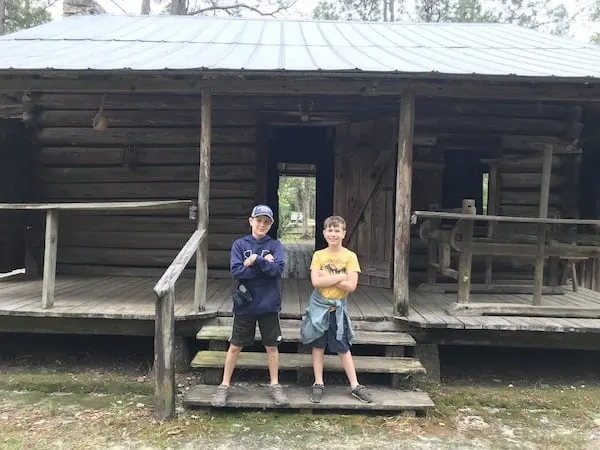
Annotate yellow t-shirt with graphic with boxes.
[310,247,361,299]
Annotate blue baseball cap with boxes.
[250,204,274,221]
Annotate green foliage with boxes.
[3,0,51,34]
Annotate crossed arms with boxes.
[310,269,358,294]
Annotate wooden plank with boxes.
[417,283,564,295]
[41,210,59,309]
[190,350,426,374]
[195,325,415,346]
[154,229,206,297]
[449,302,600,319]
[0,201,191,211]
[196,91,211,312]
[394,88,414,316]
[36,127,256,146]
[413,211,600,226]
[184,384,434,411]
[39,146,256,166]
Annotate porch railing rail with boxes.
[153,227,207,421]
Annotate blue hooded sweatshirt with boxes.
[230,234,285,315]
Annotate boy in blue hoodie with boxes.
[212,204,289,407]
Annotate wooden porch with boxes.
[3,275,600,334]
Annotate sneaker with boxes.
[310,384,324,403]
[351,385,373,403]
[269,383,290,406]
[211,384,230,407]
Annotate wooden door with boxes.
[333,119,396,288]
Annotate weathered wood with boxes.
[196,325,416,346]
[36,127,256,146]
[195,91,211,312]
[500,172,563,189]
[485,166,498,286]
[417,282,564,295]
[41,210,59,309]
[36,110,257,128]
[44,182,255,200]
[457,200,476,303]
[185,384,433,411]
[456,241,600,259]
[183,384,434,412]
[502,135,574,152]
[448,302,600,319]
[0,200,191,210]
[190,350,426,374]
[5,76,600,101]
[39,146,256,166]
[393,88,414,316]
[40,165,257,183]
[412,211,600,226]
[498,191,561,206]
[154,288,175,421]
[153,228,207,297]
[533,145,554,306]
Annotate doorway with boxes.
[265,126,336,277]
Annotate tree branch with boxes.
[189,1,297,16]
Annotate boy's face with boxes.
[249,215,273,238]
[323,224,346,247]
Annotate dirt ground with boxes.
[2,334,600,449]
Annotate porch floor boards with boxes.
[1,275,600,332]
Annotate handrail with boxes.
[154,228,207,297]
[153,227,207,422]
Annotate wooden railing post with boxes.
[195,90,211,312]
[154,288,175,421]
[457,199,476,303]
[41,209,59,309]
[393,87,415,317]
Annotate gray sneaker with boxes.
[211,384,230,407]
[269,384,290,406]
[351,385,373,403]
[310,384,324,403]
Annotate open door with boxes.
[333,119,396,288]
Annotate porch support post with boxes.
[41,210,58,309]
[194,90,211,311]
[532,144,553,305]
[393,87,415,316]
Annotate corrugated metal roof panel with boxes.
[0,14,599,78]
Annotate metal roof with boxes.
[1,14,600,78]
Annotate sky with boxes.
[49,0,596,42]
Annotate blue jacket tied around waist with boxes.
[300,289,355,345]
[230,234,285,316]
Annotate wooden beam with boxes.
[448,302,600,319]
[195,91,211,312]
[533,145,554,306]
[2,75,600,101]
[393,87,414,317]
[154,288,175,421]
[412,211,600,226]
[41,210,58,309]
[457,200,476,303]
[0,201,191,211]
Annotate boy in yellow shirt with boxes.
[300,215,373,404]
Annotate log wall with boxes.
[33,93,258,278]
[408,98,585,283]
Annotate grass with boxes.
[1,370,599,449]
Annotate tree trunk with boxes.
[389,0,395,21]
[141,0,151,14]
[0,0,6,35]
[301,178,311,239]
[170,0,187,14]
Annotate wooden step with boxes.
[190,350,426,374]
[183,384,434,413]
[196,325,416,347]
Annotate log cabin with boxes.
[2,15,600,416]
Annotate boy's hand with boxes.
[243,254,257,267]
[264,254,274,263]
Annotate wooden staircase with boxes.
[182,322,435,414]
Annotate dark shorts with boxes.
[230,312,282,348]
[309,311,351,354]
